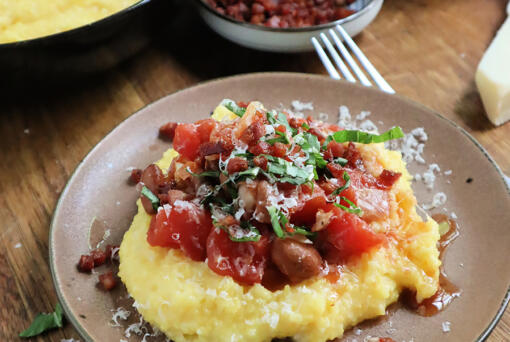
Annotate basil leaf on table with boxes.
[19,303,64,338]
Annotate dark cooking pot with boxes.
[0,0,170,89]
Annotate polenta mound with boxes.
[119,102,440,342]
[0,0,140,43]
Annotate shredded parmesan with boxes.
[442,321,451,333]
[291,100,314,112]
[111,307,130,327]
[422,192,447,210]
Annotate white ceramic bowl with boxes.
[194,0,383,53]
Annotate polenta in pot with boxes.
[119,101,441,342]
[0,0,141,44]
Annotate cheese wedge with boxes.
[475,4,510,126]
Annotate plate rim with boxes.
[48,72,510,342]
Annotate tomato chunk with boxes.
[321,210,384,263]
[147,201,213,261]
[147,207,179,249]
[173,123,201,160]
[207,228,270,285]
[291,196,327,227]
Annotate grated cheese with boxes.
[442,321,451,333]
[422,192,447,210]
[291,100,314,112]
[111,307,131,327]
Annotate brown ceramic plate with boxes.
[49,73,510,342]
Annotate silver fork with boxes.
[311,25,395,94]
[312,26,510,190]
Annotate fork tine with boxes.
[319,33,356,83]
[328,29,372,87]
[311,37,341,80]
[335,25,395,94]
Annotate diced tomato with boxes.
[206,228,270,285]
[174,123,201,160]
[321,211,384,263]
[275,125,286,133]
[326,141,345,158]
[98,271,117,291]
[147,208,179,249]
[291,196,327,227]
[196,119,216,143]
[147,201,213,261]
[77,255,94,273]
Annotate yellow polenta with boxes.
[0,0,140,43]
[119,106,440,342]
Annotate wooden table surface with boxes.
[1,0,509,341]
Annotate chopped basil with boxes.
[323,126,405,148]
[236,167,260,179]
[267,206,285,238]
[19,303,64,338]
[301,122,310,130]
[222,100,246,117]
[266,130,290,145]
[331,171,351,196]
[294,132,327,173]
[266,112,298,136]
[334,197,363,216]
[264,155,313,185]
[141,186,160,212]
[186,167,220,178]
[292,226,316,237]
[213,219,261,242]
[333,157,348,166]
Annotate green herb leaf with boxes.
[20,303,64,338]
[266,130,290,145]
[186,167,220,178]
[222,100,246,117]
[324,126,405,148]
[334,197,363,216]
[236,167,261,179]
[267,206,285,238]
[266,112,298,136]
[213,219,261,242]
[331,171,351,196]
[333,157,348,166]
[141,186,160,212]
[292,226,316,237]
[301,122,310,130]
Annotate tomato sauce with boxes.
[401,214,460,316]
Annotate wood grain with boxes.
[1,0,509,340]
